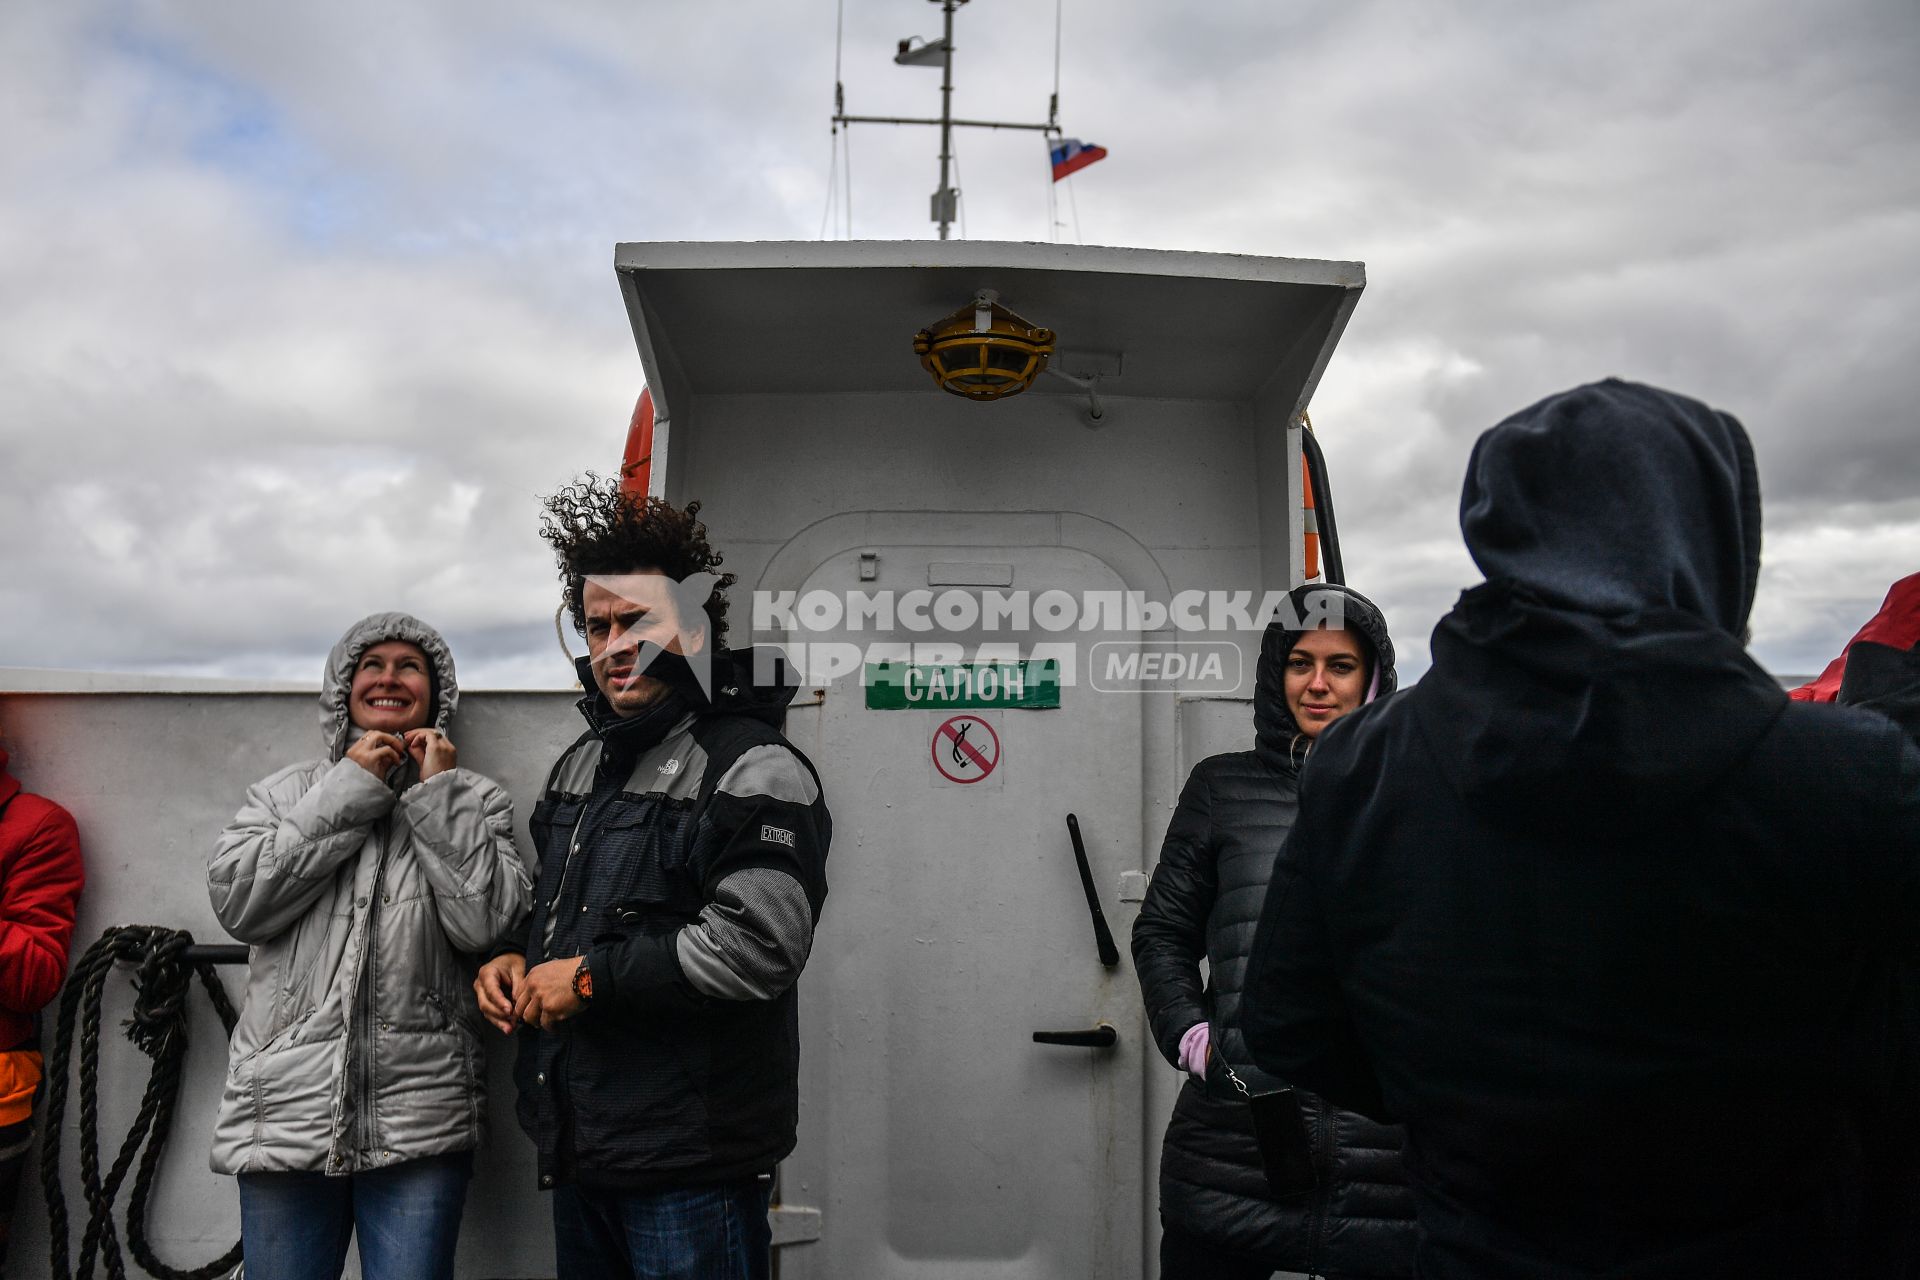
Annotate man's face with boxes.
[581,571,707,718]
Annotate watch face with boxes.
[574,962,593,1001]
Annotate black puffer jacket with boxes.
[1243,380,1920,1279]
[1133,583,1417,1276]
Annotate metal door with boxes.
[776,541,1147,1279]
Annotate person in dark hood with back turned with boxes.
[1133,583,1417,1279]
[474,482,830,1280]
[1239,379,1920,1279]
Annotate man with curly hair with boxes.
[475,480,831,1280]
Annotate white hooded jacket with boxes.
[207,612,533,1175]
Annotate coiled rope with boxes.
[38,925,243,1280]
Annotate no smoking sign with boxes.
[931,713,1001,788]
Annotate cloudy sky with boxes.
[2,0,1915,688]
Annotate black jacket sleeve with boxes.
[1240,762,1391,1121]
[1132,765,1217,1067]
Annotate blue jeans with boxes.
[552,1179,773,1280]
[235,1152,471,1280]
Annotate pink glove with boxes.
[1177,1021,1210,1079]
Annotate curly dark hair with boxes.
[539,476,735,645]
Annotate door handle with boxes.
[1031,1024,1118,1049]
[1065,814,1121,968]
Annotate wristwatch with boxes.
[571,955,594,1004]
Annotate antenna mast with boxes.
[833,0,1059,240]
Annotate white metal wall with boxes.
[1,691,579,1280]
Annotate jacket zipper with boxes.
[358,820,391,1163]
[542,805,592,959]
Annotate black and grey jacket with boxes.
[514,649,830,1191]
[1133,584,1416,1276]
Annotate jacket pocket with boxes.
[598,895,701,943]
[568,1023,710,1173]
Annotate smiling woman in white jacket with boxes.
[207,612,532,1280]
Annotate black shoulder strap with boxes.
[685,716,824,829]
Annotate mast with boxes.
[832,0,1060,240]
[935,0,957,240]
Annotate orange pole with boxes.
[1301,451,1321,581]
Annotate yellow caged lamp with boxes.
[913,289,1056,400]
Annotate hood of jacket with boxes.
[318,612,459,762]
[1414,379,1787,835]
[1254,582,1397,769]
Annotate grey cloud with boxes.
[3,0,1916,689]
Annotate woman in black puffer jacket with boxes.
[1133,583,1416,1279]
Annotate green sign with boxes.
[864,660,1061,710]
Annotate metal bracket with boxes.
[771,1204,823,1247]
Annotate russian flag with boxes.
[1050,136,1108,182]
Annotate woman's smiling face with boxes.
[348,640,432,733]
[1284,628,1368,740]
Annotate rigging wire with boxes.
[820,125,840,239]
[1053,0,1064,103]
[1046,156,1058,243]
[1047,0,1066,241]
[952,134,966,239]
[834,0,845,85]
[827,0,846,238]
[1065,172,1083,244]
[843,120,854,239]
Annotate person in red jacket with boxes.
[0,738,86,1268]
[1790,571,1920,702]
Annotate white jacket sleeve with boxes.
[396,767,534,953]
[208,758,394,943]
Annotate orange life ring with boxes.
[620,386,655,498]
